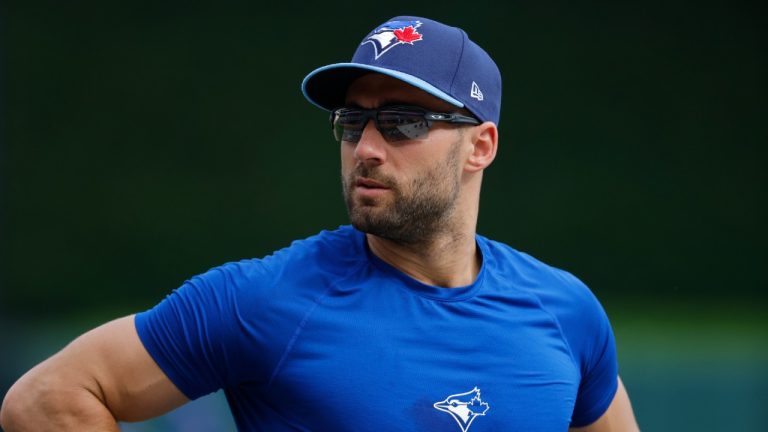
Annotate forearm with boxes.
[1,368,119,432]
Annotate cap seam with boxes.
[448,28,467,106]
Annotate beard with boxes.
[341,140,462,245]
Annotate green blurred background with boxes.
[2,1,766,431]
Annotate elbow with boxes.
[1,371,118,431]
[1,379,28,430]
[1,372,66,430]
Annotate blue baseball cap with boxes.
[301,16,502,125]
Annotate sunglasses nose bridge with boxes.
[358,117,386,146]
[360,109,379,132]
[353,113,389,164]
[354,109,389,144]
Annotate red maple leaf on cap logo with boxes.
[394,26,422,44]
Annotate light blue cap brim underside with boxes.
[301,63,465,111]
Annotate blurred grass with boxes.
[613,303,768,359]
[611,304,768,431]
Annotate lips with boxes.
[355,177,389,189]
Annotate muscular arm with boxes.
[569,377,639,432]
[0,315,189,431]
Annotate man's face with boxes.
[340,74,469,244]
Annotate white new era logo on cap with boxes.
[470,81,484,101]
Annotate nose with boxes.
[353,120,387,167]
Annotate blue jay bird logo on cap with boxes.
[362,20,423,59]
[433,387,490,432]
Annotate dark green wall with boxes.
[3,2,766,314]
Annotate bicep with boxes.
[49,315,189,421]
[569,377,639,432]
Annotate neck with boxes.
[364,172,485,288]
[366,221,481,288]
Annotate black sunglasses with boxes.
[330,105,480,143]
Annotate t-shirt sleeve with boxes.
[569,297,618,427]
[134,260,271,400]
[550,269,619,428]
[541,268,618,427]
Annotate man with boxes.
[1,16,639,431]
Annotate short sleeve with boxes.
[565,276,619,427]
[134,261,270,400]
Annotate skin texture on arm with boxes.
[569,377,640,432]
[0,315,189,432]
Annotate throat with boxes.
[366,232,481,288]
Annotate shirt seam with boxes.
[364,233,487,303]
[523,289,579,372]
[383,260,486,303]
[265,258,370,389]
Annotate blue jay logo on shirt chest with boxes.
[433,387,490,432]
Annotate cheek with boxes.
[340,143,355,171]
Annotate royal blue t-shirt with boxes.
[135,226,618,431]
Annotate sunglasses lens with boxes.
[331,107,430,143]
[378,109,429,142]
[333,110,365,143]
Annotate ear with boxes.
[464,121,498,172]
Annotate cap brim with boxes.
[301,63,465,112]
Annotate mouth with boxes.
[355,177,389,190]
[351,176,391,200]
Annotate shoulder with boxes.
[262,225,365,273]
[479,236,612,364]
[479,235,596,304]
[190,225,365,298]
